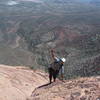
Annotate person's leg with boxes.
[48,68,53,84]
[53,70,59,82]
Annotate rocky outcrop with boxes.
[29,76,100,100]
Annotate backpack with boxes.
[50,61,63,71]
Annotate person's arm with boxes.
[50,49,55,61]
[60,66,64,80]
[50,49,60,63]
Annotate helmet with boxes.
[61,58,66,63]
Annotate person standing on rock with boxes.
[48,49,66,84]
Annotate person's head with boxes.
[60,58,66,64]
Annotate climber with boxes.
[48,49,66,84]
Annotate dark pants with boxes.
[48,68,59,83]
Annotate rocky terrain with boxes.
[0,64,48,100]
[0,64,99,100]
[29,76,100,100]
[0,1,100,100]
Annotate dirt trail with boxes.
[0,64,48,100]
